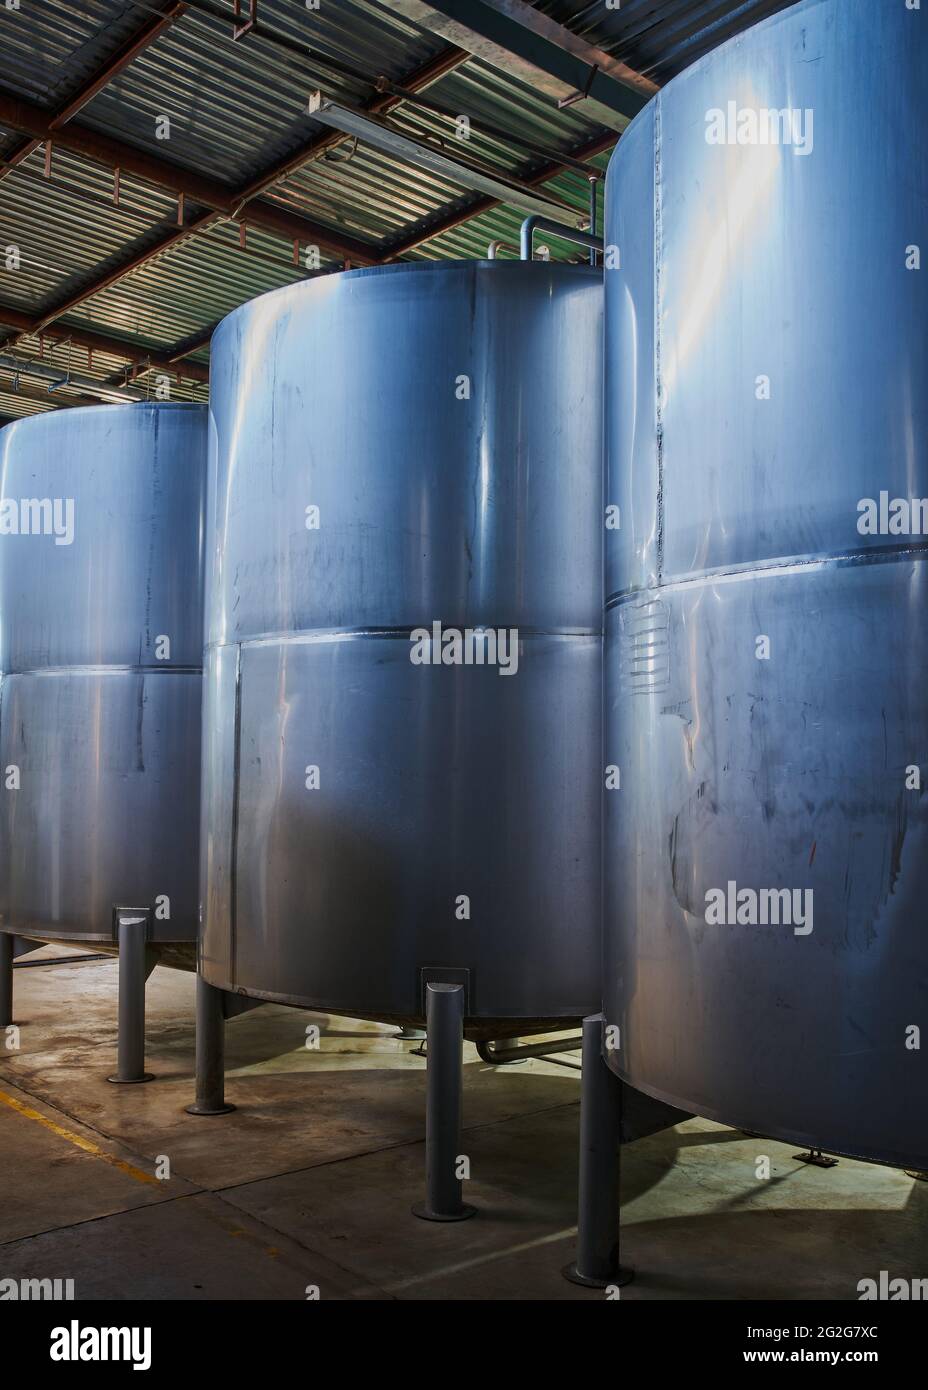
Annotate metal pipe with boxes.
[588,175,599,265]
[487,240,518,260]
[0,305,209,382]
[107,911,154,1084]
[563,1013,633,1289]
[412,983,476,1222]
[477,1035,523,1062]
[13,953,109,968]
[0,378,98,411]
[476,1033,582,1063]
[308,95,580,226]
[0,934,13,1029]
[0,353,146,403]
[185,975,235,1115]
[520,214,603,261]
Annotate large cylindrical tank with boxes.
[604,0,928,1169]
[202,261,602,1035]
[0,403,207,946]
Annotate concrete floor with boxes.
[1,948,925,1300]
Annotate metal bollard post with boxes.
[564,1012,633,1288]
[0,933,13,1030]
[107,910,155,1084]
[185,974,235,1115]
[412,982,476,1222]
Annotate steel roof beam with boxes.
[380,0,658,130]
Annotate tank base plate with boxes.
[793,1149,839,1169]
[411,1202,477,1222]
[106,1073,155,1084]
[562,1262,634,1289]
[184,1102,236,1116]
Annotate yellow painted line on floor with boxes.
[0,1087,157,1185]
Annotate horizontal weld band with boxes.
[205,625,601,651]
[605,541,928,611]
[4,664,202,677]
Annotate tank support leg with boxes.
[107,910,157,1084]
[412,982,476,1222]
[185,975,235,1116]
[0,933,13,1029]
[564,1012,633,1288]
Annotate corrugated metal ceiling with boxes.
[0,0,798,418]
[543,0,799,80]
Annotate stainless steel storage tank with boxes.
[603,0,928,1170]
[202,260,602,1038]
[0,403,207,1064]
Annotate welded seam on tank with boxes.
[229,641,243,991]
[205,627,598,653]
[604,539,928,610]
[654,93,665,586]
[7,664,202,676]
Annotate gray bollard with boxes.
[412,982,476,1222]
[107,910,155,1084]
[564,1012,633,1288]
[185,974,235,1115]
[0,933,13,1030]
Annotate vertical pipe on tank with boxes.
[588,176,599,265]
[519,215,602,261]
